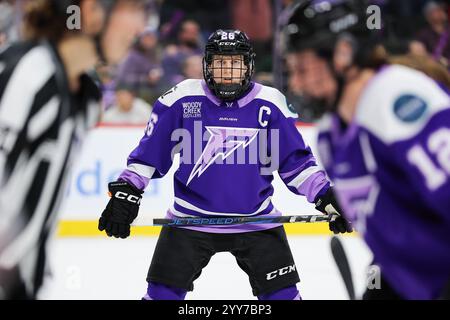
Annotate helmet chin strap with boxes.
[215,83,243,101]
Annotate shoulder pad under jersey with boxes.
[254,84,298,119]
[157,79,205,107]
[356,65,450,144]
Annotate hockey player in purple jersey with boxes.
[98,29,351,300]
[286,0,450,299]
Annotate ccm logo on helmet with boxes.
[266,264,296,280]
[219,42,236,46]
[114,191,141,204]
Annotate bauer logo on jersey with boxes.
[393,94,428,123]
[182,102,202,118]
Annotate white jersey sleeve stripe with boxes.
[287,165,323,189]
[127,163,156,179]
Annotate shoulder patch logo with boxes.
[393,94,428,123]
[160,85,178,100]
[182,102,202,118]
[287,102,297,115]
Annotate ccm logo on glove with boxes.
[113,191,141,204]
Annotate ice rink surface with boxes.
[40,235,373,300]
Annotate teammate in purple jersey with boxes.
[98,29,351,300]
[286,0,450,299]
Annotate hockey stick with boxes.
[330,236,356,300]
[145,214,337,227]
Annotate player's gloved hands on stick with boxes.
[315,187,353,234]
[98,181,143,238]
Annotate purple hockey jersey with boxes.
[317,65,450,299]
[119,79,330,233]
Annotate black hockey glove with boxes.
[98,181,143,238]
[315,187,353,234]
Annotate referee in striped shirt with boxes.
[0,0,145,299]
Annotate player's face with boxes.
[211,55,247,84]
[295,49,337,100]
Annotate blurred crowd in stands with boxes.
[1,0,450,124]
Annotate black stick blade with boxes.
[330,236,356,300]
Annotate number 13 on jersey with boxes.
[407,128,450,191]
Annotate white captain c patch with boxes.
[258,106,271,127]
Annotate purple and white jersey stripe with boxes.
[318,65,450,299]
[119,79,330,233]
